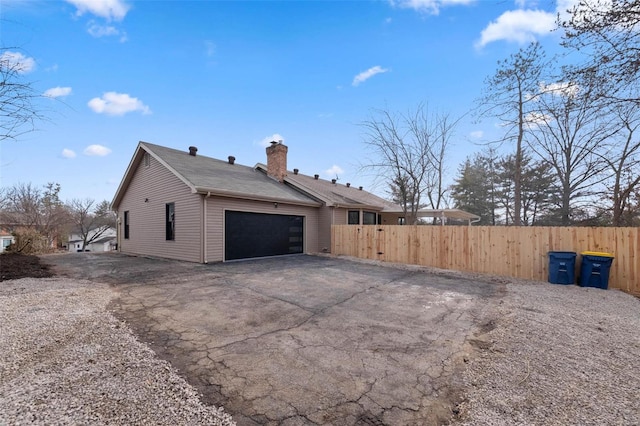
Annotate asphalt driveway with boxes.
[47,253,503,425]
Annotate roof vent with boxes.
[331,179,336,184]
[346,183,351,188]
[228,156,235,165]
[293,168,299,175]
[314,174,319,180]
[359,186,363,191]
[188,146,198,156]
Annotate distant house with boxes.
[68,227,117,252]
[111,141,412,263]
[0,227,15,253]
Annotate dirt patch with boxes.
[0,253,53,281]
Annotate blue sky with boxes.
[1,0,574,204]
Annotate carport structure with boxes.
[381,208,481,225]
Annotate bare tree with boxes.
[0,48,43,141]
[421,111,459,213]
[360,103,459,224]
[476,42,547,225]
[68,199,116,251]
[527,76,618,225]
[599,103,640,225]
[0,182,68,251]
[560,0,640,104]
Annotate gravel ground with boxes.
[2,262,639,426]
[455,280,640,426]
[0,277,235,426]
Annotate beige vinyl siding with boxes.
[117,153,202,262]
[205,196,319,262]
[334,208,348,225]
[380,212,403,225]
[317,205,333,252]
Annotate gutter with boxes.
[192,187,321,207]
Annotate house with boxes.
[68,227,117,252]
[0,227,15,253]
[111,141,409,263]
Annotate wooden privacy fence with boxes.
[332,225,640,295]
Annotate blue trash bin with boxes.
[547,251,577,285]
[579,252,614,289]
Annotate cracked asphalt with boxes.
[46,253,504,425]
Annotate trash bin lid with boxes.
[581,251,614,257]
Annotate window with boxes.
[166,203,175,240]
[398,217,406,225]
[363,211,377,225]
[124,211,130,239]
[143,152,150,168]
[348,210,359,225]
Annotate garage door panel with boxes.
[225,211,304,261]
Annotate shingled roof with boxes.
[112,142,321,209]
[257,164,400,211]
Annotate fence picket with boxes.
[332,225,640,295]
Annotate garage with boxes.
[225,211,304,261]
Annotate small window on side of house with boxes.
[363,211,377,225]
[348,210,359,225]
[398,217,406,225]
[124,211,130,239]
[166,203,175,241]
[144,152,150,168]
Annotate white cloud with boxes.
[556,0,584,23]
[352,66,389,86]
[525,112,549,128]
[84,144,112,156]
[469,130,484,139]
[87,21,113,35]
[65,0,130,21]
[61,148,77,158]
[44,86,72,98]
[86,20,127,41]
[390,0,474,15]
[88,92,151,116]
[475,9,556,48]
[539,81,579,97]
[324,165,344,178]
[259,134,285,148]
[205,40,216,57]
[0,51,36,74]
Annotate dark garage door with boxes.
[225,211,304,261]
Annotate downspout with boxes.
[115,210,120,252]
[202,192,211,263]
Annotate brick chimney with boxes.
[266,141,287,182]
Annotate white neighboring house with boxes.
[68,227,117,252]
[1,228,15,253]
